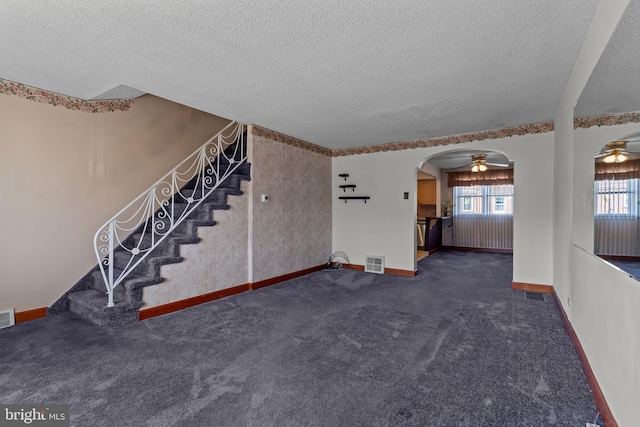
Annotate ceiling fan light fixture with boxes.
[603,151,627,163]
[471,161,488,172]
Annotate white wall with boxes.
[551,1,638,424]
[332,131,555,285]
[572,246,640,427]
[569,122,640,427]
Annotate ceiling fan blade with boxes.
[486,162,510,167]
[449,162,474,170]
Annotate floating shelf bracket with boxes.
[339,185,356,192]
[338,173,349,181]
[339,196,370,203]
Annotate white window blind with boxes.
[594,178,640,256]
[452,184,514,249]
[594,178,639,217]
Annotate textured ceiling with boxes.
[576,0,640,117]
[0,1,621,149]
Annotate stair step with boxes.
[91,268,153,291]
[68,289,141,326]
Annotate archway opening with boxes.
[414,148,514,267]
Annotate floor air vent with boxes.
[0,308,15,329]
[524,291,545,302]
[364,255,385,274]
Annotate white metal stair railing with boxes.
[94,121,247,307]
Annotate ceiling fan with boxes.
[595,132,640,163]
[459,154,510,172]
[595,141,634,163]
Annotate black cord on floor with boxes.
[326,251,353,270]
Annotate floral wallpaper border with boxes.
[573,111,640,129]
[332,111,640,157]
[251,125,333,157]
[0,79,132,113]
[331,122,556,157]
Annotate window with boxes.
[454,184,514,216]
[594,178,639,217]
[462,197,473,212]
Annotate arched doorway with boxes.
[414,148,514,268]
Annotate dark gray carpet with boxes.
[604,257,640,280]
[0,250,598,426]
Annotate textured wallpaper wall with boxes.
[143,180,249,308]
[143,129,333,308]
[251,133,332,282]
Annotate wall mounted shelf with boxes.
[338,174,349,181]
[339,196,370,203]
[339,185,356,192]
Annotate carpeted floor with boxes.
[0,250,598,426]
[603,257,640,280]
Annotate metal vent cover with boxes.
[0,308,15,329]
[364,255,385,274]
[524,291,546,302]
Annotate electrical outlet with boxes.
[261,194,269,202]
[567,297,571,306]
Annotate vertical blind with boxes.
[593,177,640,256]
[452,184,514,249]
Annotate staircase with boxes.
[49,122,250,326]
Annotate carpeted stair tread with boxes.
[90,269,163,291]
[68,289,142,326]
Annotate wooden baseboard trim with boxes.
[427,246,442,255]
[511,282,554,294]
[139,283,250,320]
[442,245,513,254]
[551,292,618,427]
[385,267,417,277]
[15,307,48,323]
[249,264,326,290]
[349,264,417,277]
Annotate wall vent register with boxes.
[364,255,385,274]
[0,308,15,329]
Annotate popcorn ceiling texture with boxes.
[0,1,608,149]
[576,0,640,117]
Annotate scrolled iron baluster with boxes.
[107,221,115,307]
